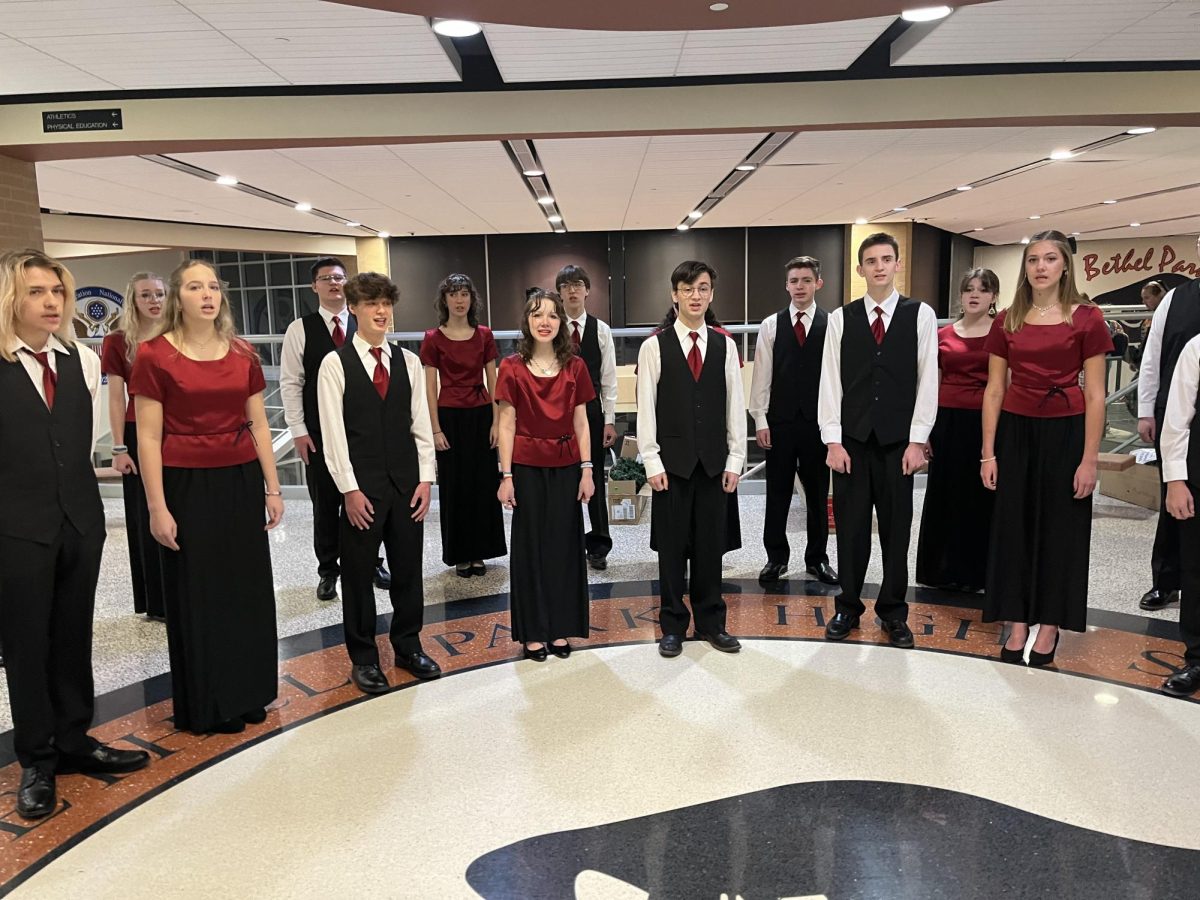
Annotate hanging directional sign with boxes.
[42,108,123,133]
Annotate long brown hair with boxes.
[1005,230,1090,333]
[155,259,256,359]
[118,271,165,363]
[516,289,573,368]
[435,273,482,327]
[0,249,77,363]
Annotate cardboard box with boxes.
[1100,459,1160,510]
[619,435,639,460]
[609,479,651,525]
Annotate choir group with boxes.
[3,226,1199,821]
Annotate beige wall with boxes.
[0,154,43,250]
[845,222,911,303]
[59,249,187,296]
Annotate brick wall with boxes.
[0,154,43,251]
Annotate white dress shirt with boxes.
[316,334,437,494]
[1137,287,1178,418]
[1160,332,1200,484]
[635,319,747,480]
[8,335,104,453]
[567,312,619,425]
[749,303,817,432]
[281,305,351,440]
[816,289,940,445]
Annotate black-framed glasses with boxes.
[315,274,347,284]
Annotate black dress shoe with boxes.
[1139,588,1181,611]
[824,612,860,641]
[523,643,548,662]
[758,562,787,584]
[550,641,572,659]
[241,707,268,725]
[374,562,391,591]
[881,619,915,649]
[17,768,55,819]
[1163,665,1200,697]
[57,744,151,775]
[658,634,684,658]
[806,562,839,585]
[587,555,608,571]
[351,663,391,694]
[470,561,487,577]
[1028,631,1060,667]
[316,575,338,602]
[209,718,246,735]
[396,651,442,680]
[455,564,472,578]
[696,631,741,653]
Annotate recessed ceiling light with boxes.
[735,163,757,172]
[855,217,868,225]
[1029,215,1041,220]
[1102,199,1118,204]
[901,6,952,22]
[973,227,984,232]
[345,221,361,228]
[1126,127,1157,135]
[432,18,481,37]
[1020,237,1031,244]
[1049,149,1077,160]
[892,207,908,212]
[1071,232,1081,236]
[522,168,544,177]
[688,210,704,220]
[377,231,390,239]
[1130,222,1141,227]
[676,224,690,232]
[215,175,238,186]
[554,228,566,234]
[955,185,973,192]
[709,2,729,10]
[547,214,563,223]
[537,196,555,205]
[294,201,312,212]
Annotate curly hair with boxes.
[516,289,574,369]
[435,273,481,327]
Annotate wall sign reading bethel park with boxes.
[41,108,123,133]
[1082,242,1200,281]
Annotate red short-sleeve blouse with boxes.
[937,324,990,410]
[419,325,499,409]
[100,330,137,422]
[984,305,1114,418]
[128,335,267,468]
[494,354,596,467]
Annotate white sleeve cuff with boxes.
[290,424,309,440]
[821,426,842,445]
[1162,461,1189,483]
[643,456,665,479]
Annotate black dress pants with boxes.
[306,434,343,579]
[763,417,830,568]
[1151,410,1182,593]
[653,464,728,637]
[0,520,104,772]
[1177,482,1200,666]
[831,434,913,622]
[340,484,425,666]
[584,401,612,559]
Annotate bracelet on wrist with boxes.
[980,456,996,463]
[580,461,594,469]
[501,471,513,479]
[265,490,282,496]
[112,445,129,455]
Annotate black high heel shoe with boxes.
[1028,631,1060,668]
[523,643,548,662]
[550,641,571,659]
[1000,628,1027,665]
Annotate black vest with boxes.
[839,297,921,446]
[337,342,419,499]
[1155,279,1200,414]
[302,311,357,437]
[766,306,827,425]
[654,328,728,478]
[575,315,603,423]
[0,347,105,544]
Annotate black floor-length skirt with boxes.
[983,412,1093,631]
[123,430,167,617]
[916,406,994,590]
[161,461,278,732]
[509,463,589,643]
[436,404,507,566]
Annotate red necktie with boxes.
[793,313,807,347]
[871,307,885,345]
[687,331,702,381]
[331,317,345,348]
[571,321,581,348]
[370,347,389,399]
[24,349,57,409]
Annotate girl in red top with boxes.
[130,259,284,734]
[495,289,596,661]
[420,274,507,576]
[916,268,998,592]
[981,231,1113,666]
[100,271,167,620]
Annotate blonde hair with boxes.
[118,271,164,363]
[1005,230,1090,333]
[0,249,77,363]
[156,259,255,359]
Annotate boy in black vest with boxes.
[557,264,618,569]
[817,233,939,649]
[637,261,747,658]
[316,273,441,694]
[0,250,149,819]
[1159,330,1200,697]
[750,255,837,586]
[1136,242,1200,612]
[281,256,390,602]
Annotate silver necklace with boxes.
[1031,302,1057,318]
[532,356,558,376]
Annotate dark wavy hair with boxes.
[346,272,399,307]
[435,273,482,327]
[517,289,574,369]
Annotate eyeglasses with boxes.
[675,285,713,298]
[559,280,587,290]
[316,274,347,284]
